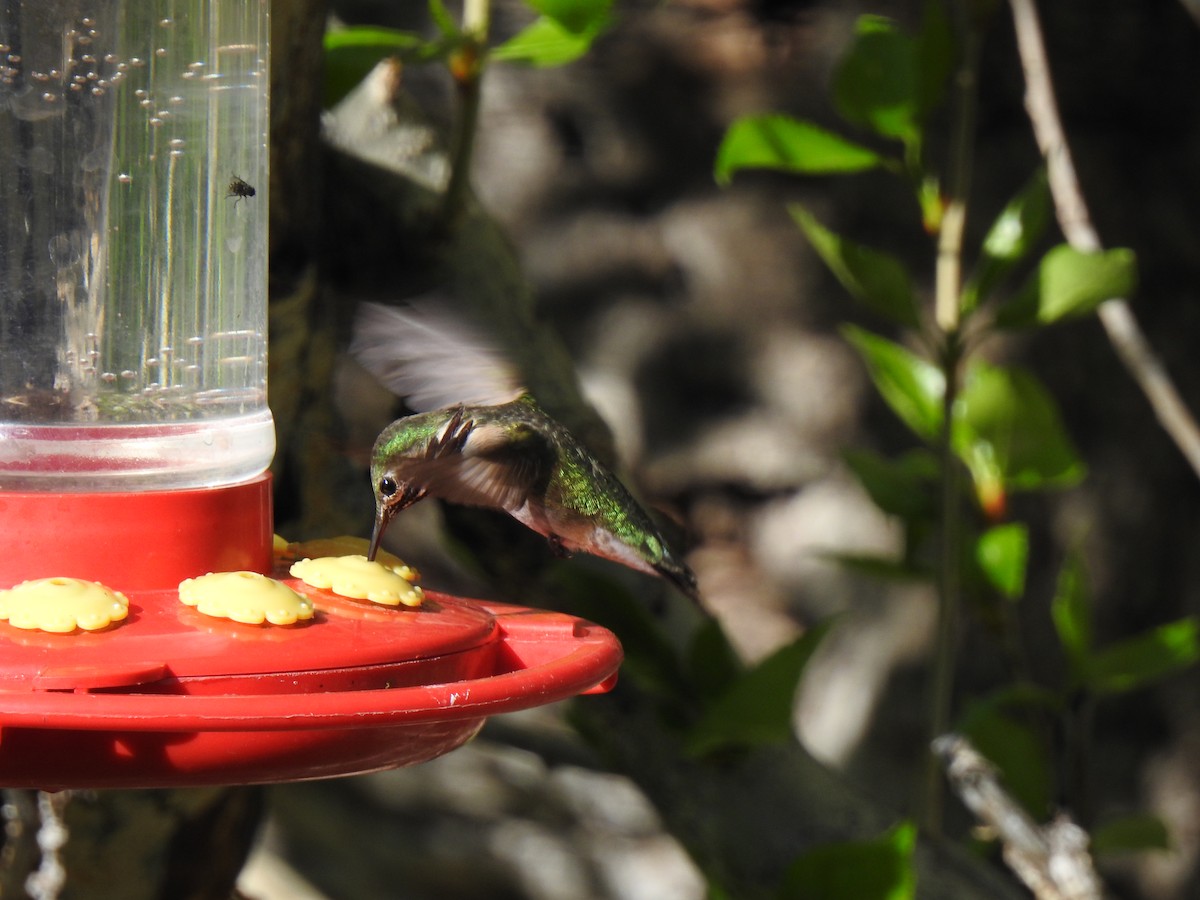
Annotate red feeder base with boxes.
[0,479,622,790]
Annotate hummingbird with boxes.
[352,300,700,603]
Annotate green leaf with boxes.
[843,447,939,522]
[793,206,921,327]
[524,0,612,35]
[1051,551,1092,677]
[965,170,1052,311]
[685,617,744,702]
[981,171,1052,263]
[714,116,885,184]
[1087,618,1200,695]
[428,0,460,38]
[323,26,440,108]
[954,362,1085,496]
[833,16,921,142]
[686,621,833,757]
[967,681,1064,714]
[843,325,944,440]
[915,0,954,119]
[996,244,1137,328]
[958,702,1053,817]
[491,16,601,66]
[1091,814,1171,856]
[324,26,429,54]
[917,174,943,234]
[779,821,917,900]
[975,523,1028,600]
[824,552,932,582]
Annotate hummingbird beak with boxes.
[366,483,427,562]
[367,505,392,562]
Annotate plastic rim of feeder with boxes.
[0,586,622,790]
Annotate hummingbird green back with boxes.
[369,396,698,602]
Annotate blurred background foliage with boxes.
[257,0,1200,898]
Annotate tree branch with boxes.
[1008,0,1200,481]
[935,734,1102,900]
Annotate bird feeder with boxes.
[0,1,620,791]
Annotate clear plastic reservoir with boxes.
[0,1,273,490]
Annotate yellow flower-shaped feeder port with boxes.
[290,555,425,608]
[277,536,420,583]
[179,571,314,626]
[0,577,129,633]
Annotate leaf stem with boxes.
[933,22,981,333]
[924,333,963,837]
[1063,689,1097,827]
[443,0,490,224]
[923,9,983,837]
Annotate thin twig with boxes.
[24,791,70,900]
[935,734,1103,900]
[1008,0,1200,481]
[934,21,982,334]
[924,336,963,839]
[923,12,984,838]
[443,0,491,224]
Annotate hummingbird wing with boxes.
[410,408,554,514]
[461,423,555,513]
[350,299,526,411]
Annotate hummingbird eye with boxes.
[379,476,399,498]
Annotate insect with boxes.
[226,175,256,206]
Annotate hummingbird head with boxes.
[366,407,475,562]
[367,471,427,561]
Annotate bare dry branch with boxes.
[1008,0,1200,481]
[935,734,1103,900]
